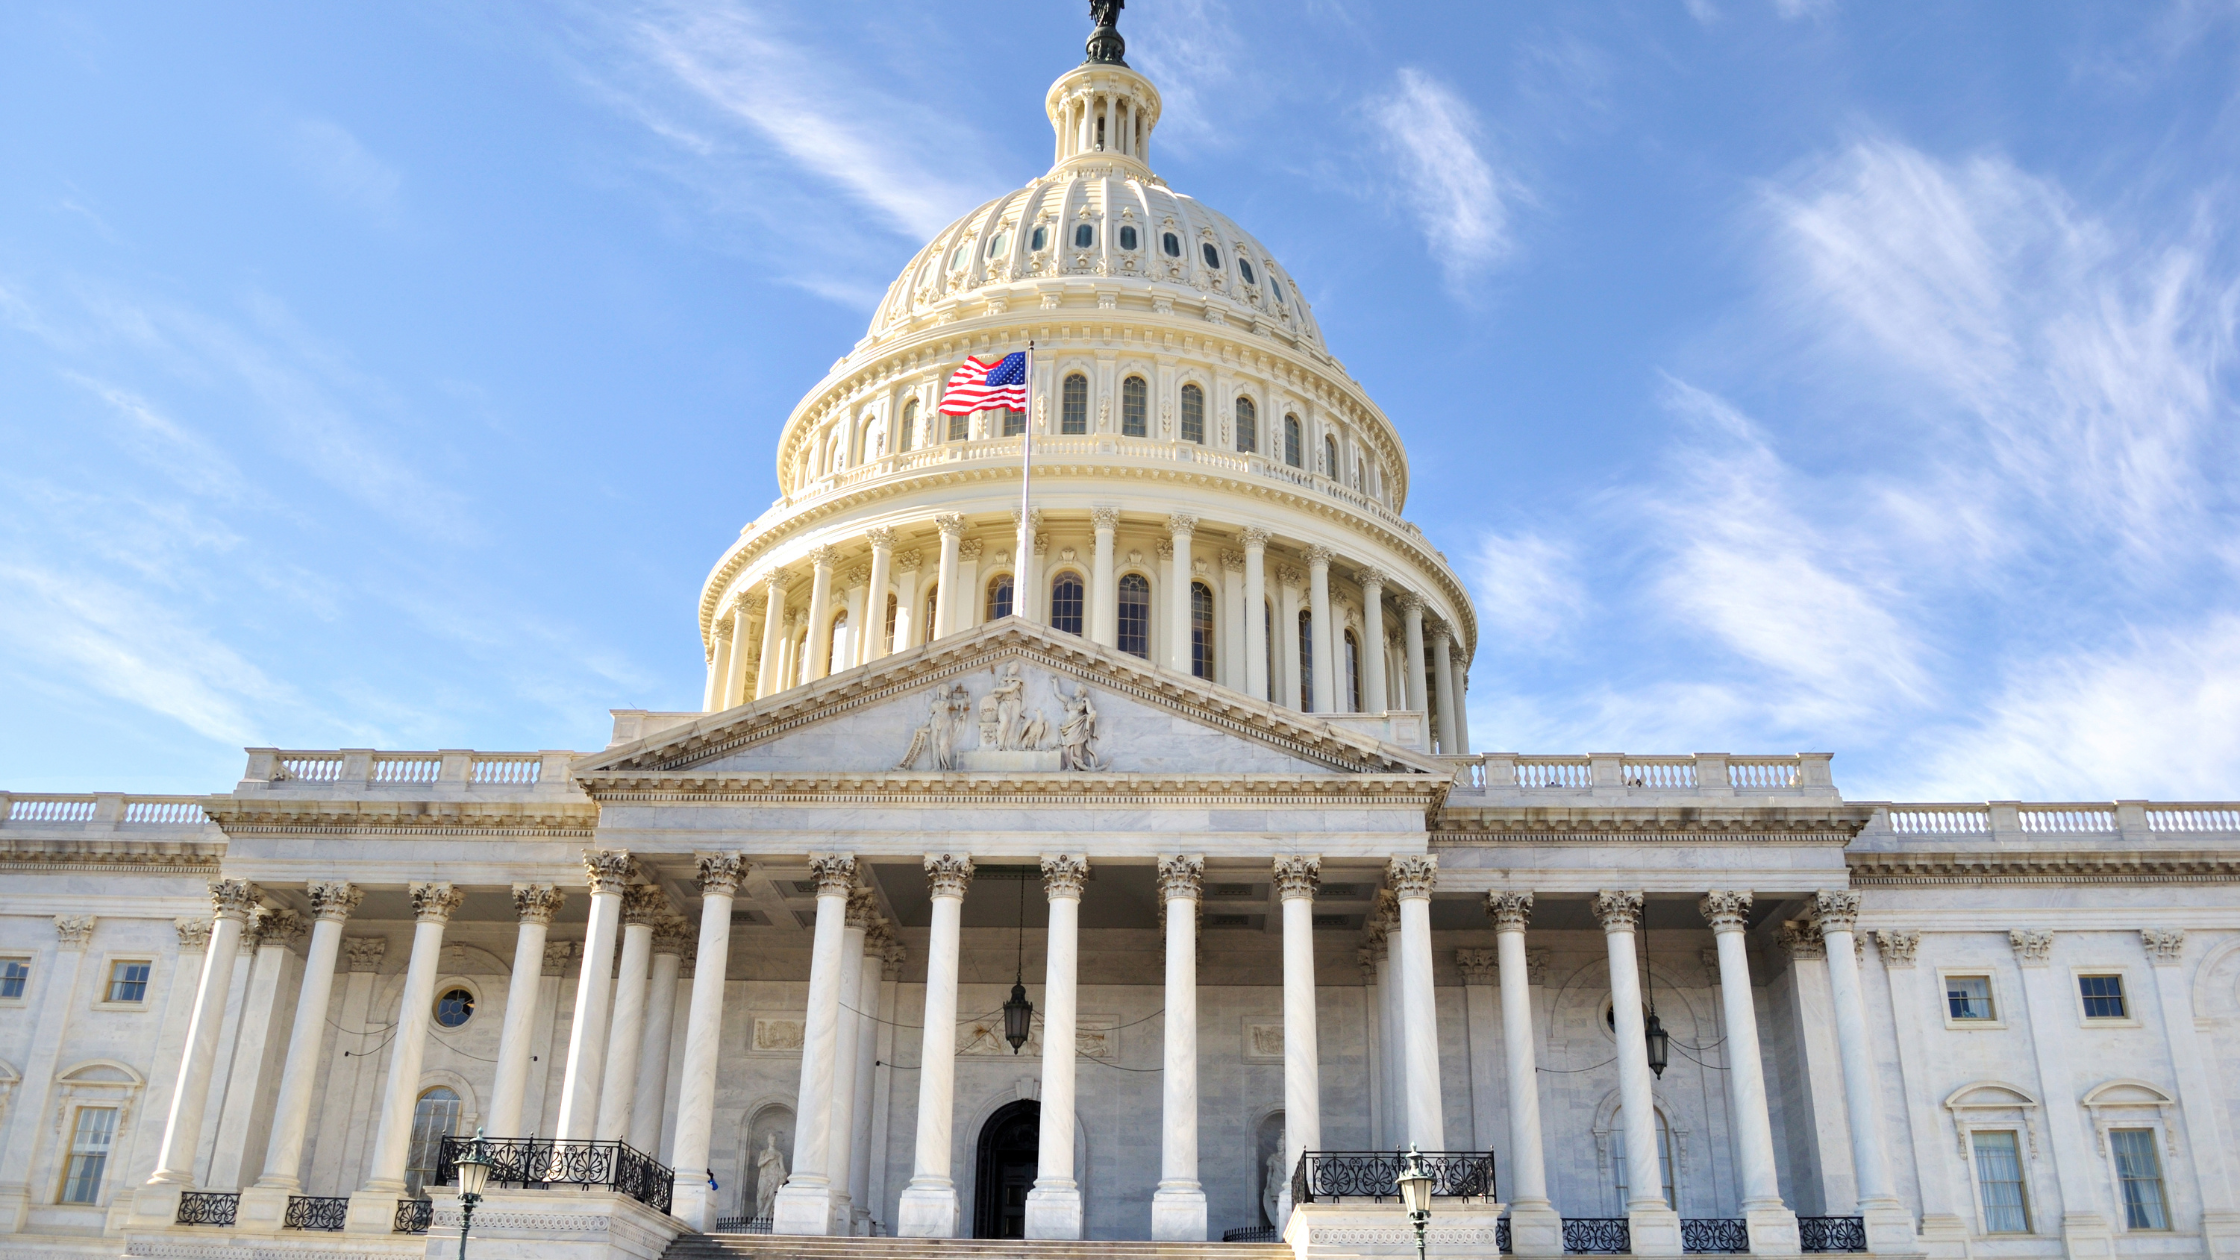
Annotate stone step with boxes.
[663,1237,1293,1260]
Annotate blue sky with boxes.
[3,2,2237,802]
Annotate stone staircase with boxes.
[664,1235,1293,1260]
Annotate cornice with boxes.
[0,838,225,874]
[1847,849,2240,886]
[582,771,1446,806]
[203,797,601,837]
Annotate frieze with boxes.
[0,838,223,874]
[1848,849,2240,886]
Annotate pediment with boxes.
[578,619,1444,780]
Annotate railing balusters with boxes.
[434,1136,674,1216]
[1289,1151,1496,1204]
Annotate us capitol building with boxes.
[3,13,2236,1260]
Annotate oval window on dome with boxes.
[1119,225,1138,251]
[986,232,1009,259]
[1074,224,1095,249]
[1201,242,1221,268]
[1239,259,1257,285]
[1030,225,1048,252]
[1162,231,1182,257]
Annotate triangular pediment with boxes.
[578,619,1444,779]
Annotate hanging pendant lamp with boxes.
[1642,911,1669,1078]
[1003,872,1034,1053]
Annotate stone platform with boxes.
[664,1238,1294,1260]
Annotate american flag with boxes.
[937,352,1029,415]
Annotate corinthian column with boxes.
[823,888,875,1232]
[1273,856,1321,1226]
[756,572,792,698]
[1388,856,1444,1148]
[898,854,973,1237]
[1090,507,1120,645]
[1595,890,1680,1256]
[1168,514,1197,673]
[773,853,859,1235]
[1242,528,1270,700]
[147,881,259,1196]
[1151,854,1207,1241]
[344,882,462,1233]
[1429,624,1459,753]
[1815,891,1916,1253]
[1701,891,1798,1254]
[488,885,563,1139]
[1488,892,1560,1256]
[725,597,757,707]
[1026,854,1089,1239]
[631,915,687,1157]
[706,619,733,712]
[670,854,746,1231]
[1358,568,1389,712]
[597,885,667,1141]
[241,882,358,1222]
[1306,546,1336,712]
[803,545,839,680]
[554,850,632,1142]
[931,515,965,641]
[1400,594,1427,712]
[862,527,895,664]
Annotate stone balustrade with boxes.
[0,792,218,833]
[1447,752,1836,797]
[236,748,577,793]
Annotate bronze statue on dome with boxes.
[1085,0,1126,66]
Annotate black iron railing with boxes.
[434,1136,674,1215]
[1223,1226,1280,1242]
[1562,1217,1631,1254]
[395,1198,433,1234]
[175,1192,240,1226]
[1497,1216,1513,1254]
[1289,1151,1497,1204]
[283,1195,349,1230]
[1799,1216,1867,1253]
[713,1215,773,1234]
[1682,1218,1749,1254]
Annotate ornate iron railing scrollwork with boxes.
[1289,1151,1497,1204]
[174,1192,240,1226]
[283,1195,349,1230]
[394,1198,433,1234]
[1798,1216,1867,1253]
[1497,1216,1513,1254]
[1223,1226,1281,1242]
[1681,1218,1750,1253]
[1562,1217,1631,1254]
[433,1135,674,1216]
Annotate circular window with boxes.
[1162,231,1182,257]
[1073,223,1095,249]
[1239,259,1257,285]
[1030,225,1048,251]
[1119,225,1139,251]
[435,988,475,1028]
[1201,242,1222,268]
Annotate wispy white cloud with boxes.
[1469,531,1588,645]
[281,117,403,219]
[1369,69,1525,288]
[1772,0,1834,19]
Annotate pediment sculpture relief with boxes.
[895,663,1102,772]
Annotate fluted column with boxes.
[824,889,874,1232]
[1276,567,1303,708]
[1702,892,1799,1253]
[773,853,859,1234]
[597,885,665,1140]
[1152,854,1207,1240]
[210,909,303,1188]
[848,926,889,1233]
[862,528,895,664]
[802,545,839,680]
[1430,625,1459,753]
[756,573,792,698]
[931,515,965,641]
[243,883,358,1217]
[671,854,745,1230]
[1449,641,1471,751]
[1814,891,1916,1253]
[631,917,687,1157]
[1400,594,1427,712]
[1027,854,1089,1238]
[146,882,258,1195]
[706,621,733,712]
[1357,945,1387,1148]
[898,853,973,1237]
[1013,509,1041,622]
[1595,889,1681,1255]
[344,882,462,1232]
[1167,514,1198,672]
[1274,856,1321,1226]
[1388,856,1444,1148]
[1306,547,1336,712]
[554,850,632,1142]
[1489,893,1560,1255]
[1090,507,1120,645]
[488,886,563,1139]
[1358,569,1389,711]
[725,598,758,707]
[1219,550,1246,689]
[1242,528,1269,699]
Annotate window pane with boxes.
[1030,225,1047,252]
[1284,416,1302,467]
[1050,575,1084,636]
[435,988,474,1028]
[1119,225,1138,251]
[2078,974,2127,1019]
[1062,373,1089,435]
[1234,397,1256,453]
[924,585,939,638]
[1239,259,1256,284]
[1163,231,1182,257]
[406,1088,462,1197]
[1190,582,1215,680]
[107,961,150,1003]
[1122,376,1148,437]
[1202,242,1221,268]
[1074,224,1094,248]
[1117,575,1151,658]
[987,576,1014,621]
[1611,1108,1676,1210]
[1001,408,1025,436]
[1947,975,1995,1020]
[1344,632,1360,711]
[947,410,969,441]
[1972,1131,2030,1233]
[61,1107,118,1204]
[2,959,28,999]
[2111,1130,2168,1230]
[899,399,916,453]
[1180,385,1205,444]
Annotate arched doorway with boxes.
[972,1100,1040,1239]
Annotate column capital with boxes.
[1777,920,1825,960]
[1592,889,1644,932]
[1356,945,1380,984]
[2008,928,2053,966]
[175,918,213,952]
[807,544,840,569]
[738,593,765,616]
[895,548,924,571]
[1525,948,1550,985]
[924,852,975,899]
[308,881,363,922]
[1368,888,1399,940]
[810,852,860,895]
[583,848,635,894]
[2141,927,2185,965]
[1155,853,1204,903]
[652,913,695,956]
[1091,506,1121,531]
[867,526,897,550]
[1385,855,1437,900]
[1239,526,1271,550]
[257,908,308,948]
[1455,948,1498,985]
[622,884,671,927]
[1486,890,1534,931]
[959,539,984,561]
[846,885,880,928]
[1875,930,1919,967]
[696,853,748,896]
[541,940,577,977]
[711,618,734,643]
[1304,544,1335,568]
[1219,548,1245,571]
[1012,506,1045,529]
[346,937,388,972]
[1272,855,1321,901]
[55,915,96,949]
[1041,854,1090,900]
[409,882,464,923]
[935,512,968,538]
[512,883,564,924]
[1812,889,1862,932]
[765,568,793,592]
[1427,623,1453,647]
[209,878,262,922]
[1356,566,1388,589]
[1700,890,1753,933]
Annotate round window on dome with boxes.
[1030,225,1048,251]
[1162,232,1182,257]
[1201,242,1221,268]
[1239,259,1257,285]
[435,988,474,1028]
[1074,223,1095,249]
[986,232,1009,259]
[1119,225,1138,251]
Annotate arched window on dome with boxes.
[986,231,1009,260]
[1235,397,1258,454]
[828,610,852,673]
[1074,224,1095,249]
[922,584,939,640]
[1163,231,1182,257]
[1343,630,1362,712]
[862,412,885,462]
[1180,384,1205,445]
[1122,376,1148,437]
[1283,414,1303,468]
[949,242,969,271]
[1297,608,1315,713]
[1323,434,1337,478]
[1271,277,1285,303]
[884,593,899,654]
[1202,242,1222,269]
[1117,574,1151,658]
[986,574,1014,621]
[1030,225,1048,252]
[898,398,917,454]
[1062,373,1089,435]
[1050,573,1085,636]
[1190,582,1215,680]
[1119,225,1139,251]
[1239,258,1257,285]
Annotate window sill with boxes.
[89,1000,150,1013]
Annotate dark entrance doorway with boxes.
[972,1100,1040,1239]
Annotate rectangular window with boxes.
[2110,1129,2169,1230]
[1180,385,1205,445]
[947,410,969,442]
[1001,408,1026,437]
[1946,975,1996,1021]
[1972,1130,2030,1233]
[1061,373,1088,435]
[106,960,151,1004]
[60,1106,118,1204]
[2078,974,2127,1019]
[0,958,27,999]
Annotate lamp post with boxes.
[1396,1144,1434,1260]
[453,1127,494,1260]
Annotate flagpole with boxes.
[1017,342,1034,621]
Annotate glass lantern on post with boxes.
[1396,1144,1434,1260]
[452,1128,494,1260]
